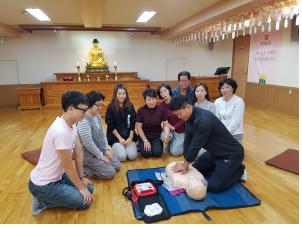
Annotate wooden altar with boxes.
[41,78,149,115]
[55,72,139,82]
[41,72,225,115]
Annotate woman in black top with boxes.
[105,84,137,161]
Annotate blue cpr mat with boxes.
[126,167,261,221]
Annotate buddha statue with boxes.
[88,38,107,67]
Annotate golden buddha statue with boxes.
[88,39,107,67]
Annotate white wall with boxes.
[278,22,299,87]
[0,31,233,84]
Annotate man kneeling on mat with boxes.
[169,95,246,193]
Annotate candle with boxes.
[114,61,117,66]
[76,62,80,66]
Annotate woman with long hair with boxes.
[105,84,137,161]
[192,83,216,115]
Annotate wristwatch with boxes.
[143,139,148,143]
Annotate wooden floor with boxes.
[0,104,298,224]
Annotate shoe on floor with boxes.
[241,166,248,182]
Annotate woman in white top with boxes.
[214,78,245,142]
[192,83,216,115]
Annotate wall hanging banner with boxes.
[248,30,282,85]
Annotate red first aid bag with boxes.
[122,179,171,223]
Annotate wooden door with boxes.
[231,35,250,99]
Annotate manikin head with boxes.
[166,162,207,200]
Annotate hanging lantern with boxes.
[268,23,272,32]
[284,17,289,28]
[244,19,250,28]
[275,20,280,30]
[296,14,300,26]
[267,15,272,24]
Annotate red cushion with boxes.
[265,149,299,174]
[21,148,41,166]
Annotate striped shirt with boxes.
[77,114,110,160]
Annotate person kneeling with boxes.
[169,95,246,193]
[77,91,121,180]
[136,88,169,158]
[28,91,94,215]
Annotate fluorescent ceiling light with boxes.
[25,8,50,21]
[136,11,156,23]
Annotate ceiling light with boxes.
[25,8,50,21]
[136,11,156,23]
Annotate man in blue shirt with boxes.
[172,71,194,99]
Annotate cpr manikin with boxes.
[166,162,207,200]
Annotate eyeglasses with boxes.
[73,106,88,114]
[94,103,103,108]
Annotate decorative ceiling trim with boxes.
[0,23,21,38]
[19,24,162,34]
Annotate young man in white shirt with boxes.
[28,91,94,215]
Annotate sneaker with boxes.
[241,166,248,182]
[31,195,47,216]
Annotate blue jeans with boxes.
[28,173,94,210]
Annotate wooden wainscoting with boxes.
[148,80,179,90]
[245,82,298,116]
